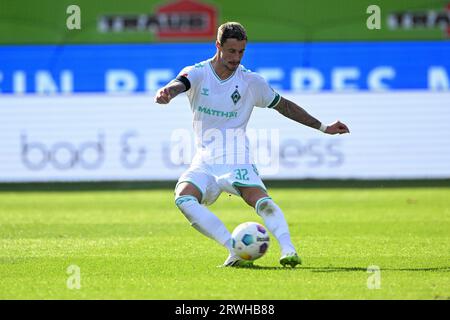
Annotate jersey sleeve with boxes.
[251,73,281,108]
[175,65,203,92]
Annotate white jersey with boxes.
[177,59,280,165]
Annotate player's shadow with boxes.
[245,265,450,272]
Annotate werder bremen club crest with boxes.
[231,88,241,105]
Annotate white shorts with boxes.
[175,163,267,206]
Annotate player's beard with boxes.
[218,56,239,72]
[226,61,240,71]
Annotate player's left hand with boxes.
[325,121,350,135]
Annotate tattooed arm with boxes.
[154,80,187,104]
[273,97,350,135]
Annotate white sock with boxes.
[175,195,232,253]
[278,233,296,256]
[255,197,297,256]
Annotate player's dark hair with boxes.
[217,22,247,46]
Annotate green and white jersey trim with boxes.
[208,60,237,83]
[267,92,281,108]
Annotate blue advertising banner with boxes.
[0,42,449,94]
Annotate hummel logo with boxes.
[231,89,241,104]
[201,88,209,96]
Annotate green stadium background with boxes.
[0,0,449,44]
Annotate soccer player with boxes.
[155,22,350,268]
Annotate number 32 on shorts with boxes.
[234,168,249,181]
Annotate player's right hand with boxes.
[154,87,172,104]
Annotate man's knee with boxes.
[175,182,202,203]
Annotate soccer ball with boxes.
[231,222,270,261]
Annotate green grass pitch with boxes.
[0,185,449,299]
